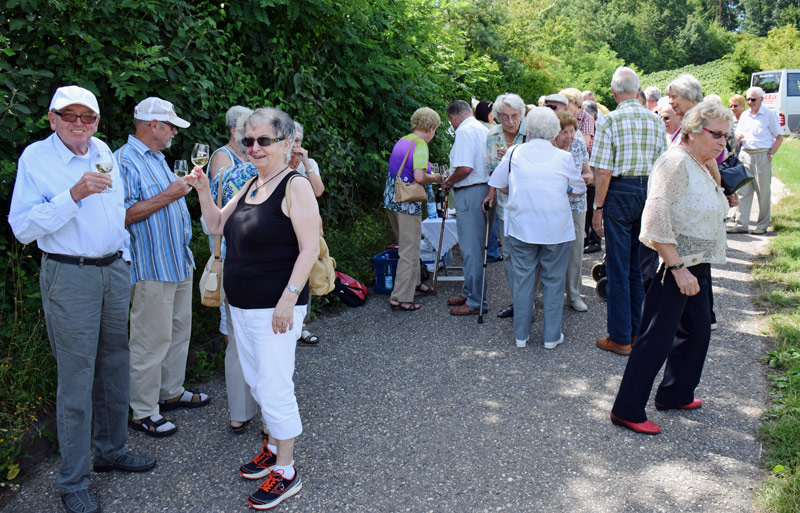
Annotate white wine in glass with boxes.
[92,149,114,193]
[174,160,189,178]
[192,143,210,168]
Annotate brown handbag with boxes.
[199,172,226,307]
[393,142,427,202]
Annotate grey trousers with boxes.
[499,217,514,301]
[224,300,258,423]
[40,256,131,493]
[508,236,570,343]
[566,211,586,302]
[736,150,772,231]
[454,184,489,310]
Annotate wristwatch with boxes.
[286,284,301,295]
[593,203,603,211]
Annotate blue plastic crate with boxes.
[372,249,398,295]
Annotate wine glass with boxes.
[191,143,210,170]
[92,149,114,193]
[174,160,189,178]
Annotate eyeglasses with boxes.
[703,127,726,139]
[500,114,521,122]
[242,136,285,148]
[160,121,178,130]
[746,98,759,103]
[53,110,98,124]
[544,104,559,111]
[661,115,671,121]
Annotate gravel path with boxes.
[3,184,781,513]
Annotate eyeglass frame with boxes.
[242,136,286,148]
[52,110,99,124]
[702,127,727,140]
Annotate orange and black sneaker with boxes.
[239,440,277,480]
[248,468,302,510]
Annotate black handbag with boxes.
[719,154,753,196]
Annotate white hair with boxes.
[225,105,251,129]
[666,74,703,103]
[703,94,722,104]
[610,66,640,94]
[644,86,661,101]
[681,100,734,143]
[492,93,526,120]
[746,86,765,99]
[656,96,672,112]
[294,122,304,142]
[525,107,561,140]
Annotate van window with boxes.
[788,73,800,97]
[753,72,782,94]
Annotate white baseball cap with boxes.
[134,97,190,128]
[544,93,569,105]
[49,85,100,114]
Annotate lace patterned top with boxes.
[640,147,728,266]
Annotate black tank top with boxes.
[223,171,309,308]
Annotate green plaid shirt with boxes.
[589,99,667,177]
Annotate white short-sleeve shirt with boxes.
[449,116,490,188]
[735,107,781,150]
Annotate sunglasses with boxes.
[159,120,178,130]
[661,115,671,121]
[53,110,98,124]
[703,127,727,140]
[746,98,759,103]
[241,136,285,148]
[544,104,559,111]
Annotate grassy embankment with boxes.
[754,137,800,513]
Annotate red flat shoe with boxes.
[654,398,702,411]
[610,412,661,435]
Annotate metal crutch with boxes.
[477,200,493,324]
[431,189,449,294]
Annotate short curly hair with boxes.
[411,107,441,132]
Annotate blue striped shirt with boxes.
[117,135,193,284]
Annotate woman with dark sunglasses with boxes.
[609,101,733,435]
[190,107,318,510]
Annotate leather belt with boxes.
[44,251,122,267]
[742,148,770,154]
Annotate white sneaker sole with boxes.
[240,464,276,480]
[249,477,302,510]
[544,333,564,350]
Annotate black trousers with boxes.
[584,185,602,245]
[612,263,712,423]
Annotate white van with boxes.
[750,69,800,135]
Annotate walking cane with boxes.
[478,200,493,324]
[431,196,449,294]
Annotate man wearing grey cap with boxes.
[9,85,155,513]
[117,97,209,439]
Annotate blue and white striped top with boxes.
[117,135,194,284]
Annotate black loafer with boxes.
[94,450,156,473]
[61,489,100,513]
[497,305,514,318]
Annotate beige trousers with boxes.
[129,274,193,420]
[386,210,422,303]
[736,151,772,231]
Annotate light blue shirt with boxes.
[117,135,193,284]
[9,132,129,259]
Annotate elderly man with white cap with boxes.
[117,97,209,439]
[9,85,156,513]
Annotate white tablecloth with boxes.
[420,217,458,271]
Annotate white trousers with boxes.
[229,304,306,440]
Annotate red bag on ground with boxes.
[332,271,368,307]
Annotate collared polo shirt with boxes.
[449,116,490,188]
[589,99,667,177]
[117,134,193,284]
[486,120,526,219]
[9,133,129,258]
[735,107,781,150]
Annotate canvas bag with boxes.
[393,141,427,202]
[199,173,225,307]
[285,175,336,296]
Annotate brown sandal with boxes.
[389,300,421,311]
[415,284,434,295]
